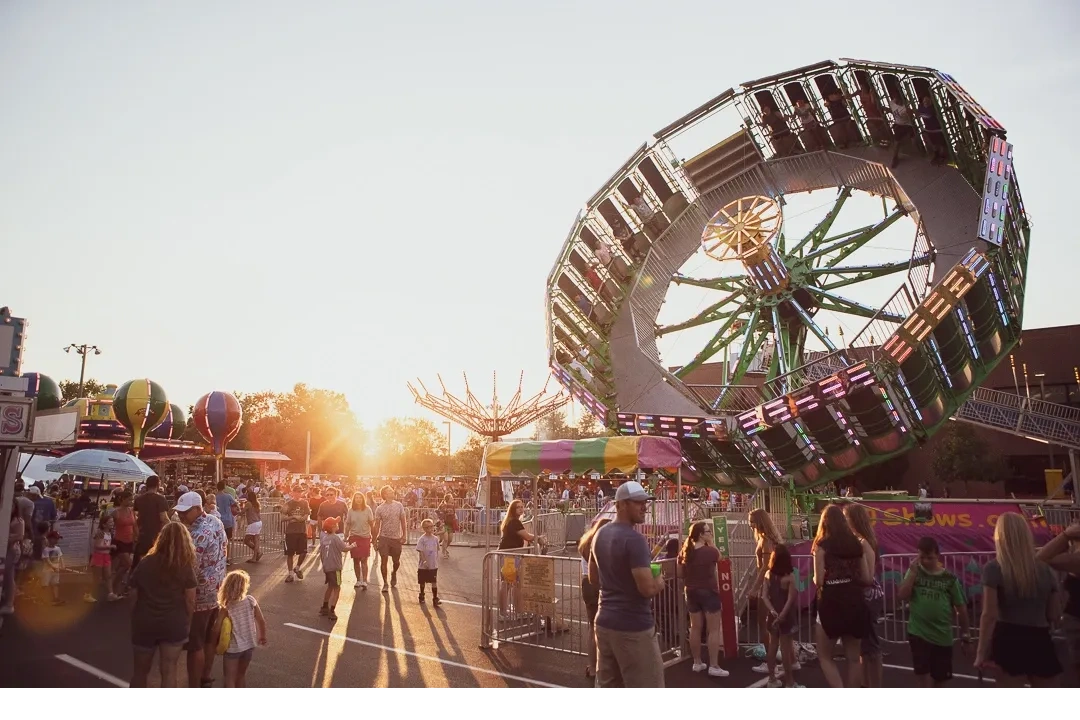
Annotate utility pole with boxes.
[64,344,101,398]
[443,421,452,478]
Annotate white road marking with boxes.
[284,622,566,688]
[55,654,129,687]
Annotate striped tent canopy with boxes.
[482,436,683,477]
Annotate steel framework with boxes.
[407,372,569,441]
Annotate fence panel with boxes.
[405,507,503,546]
[879,552,995,644]
[479,552,686,667]
[228,511,284,562]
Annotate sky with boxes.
[2,1,1078,447]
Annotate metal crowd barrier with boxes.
[533,512,568,550]
[405,507,504,546]
[227,511,285,562]
[727,551,999,651]
[479,550,686,666]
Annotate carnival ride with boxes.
[545,59,1033,490]
[408,372,569,443]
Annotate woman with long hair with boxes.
[679,520,728,677]
[748,507,783,673]
[843,503,883,687]
[1036,521,1080,679]
[438,493,457,559]
[129,521,197,687]
[498,499,542,614]
[813,503,870,688]
[242,489,262,563]
[111,491,136,597]
[763,544,801,687]
[976,512,1062,686]
[345,492,374,589]
[578,517,611,679]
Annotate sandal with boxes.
[200,679,214,688]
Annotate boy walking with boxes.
[416,519,441,607]
[318,518,354,621]
[898,536,972,687]
[42,530,64,605]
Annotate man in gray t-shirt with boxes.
[588,481,666,687]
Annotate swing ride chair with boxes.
[544,59,1029,490]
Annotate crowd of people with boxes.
[580,484,1077,688]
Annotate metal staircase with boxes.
[954,387,1080,450]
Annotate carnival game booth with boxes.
[478,435,692,663]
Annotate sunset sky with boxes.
[2,1,1077,447]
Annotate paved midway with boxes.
[0,547,993,688]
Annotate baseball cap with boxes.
[322,517,339,532]
[27,486,41,497]
[173,491,203,513]
[46,530,62,540]
[177,485,190,494]
[614,481,652,503]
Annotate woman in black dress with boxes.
[813,503,871,688]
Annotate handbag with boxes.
[215,609,233,656]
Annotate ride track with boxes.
[545,59,1030,491]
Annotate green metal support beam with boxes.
[789,187,853,256]
[803,208,907,268]
[674,307,760,379]
[673,274,746,293]
[811,253,932,291]
[656,292,747,337]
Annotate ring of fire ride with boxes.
[545,59,1029,490]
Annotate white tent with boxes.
[18,453,61,484]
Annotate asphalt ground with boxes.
[0,547,1041,688]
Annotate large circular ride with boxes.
[546,59,1029,490]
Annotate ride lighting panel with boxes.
[978,137,1014,246]
[615,412,730,440]
[739,363,878,432]
[551,363,608,419]
[934,72,1005,133]
[882,253,985,364]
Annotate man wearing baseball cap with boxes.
[174,491,227,687]
[587,480,666,687]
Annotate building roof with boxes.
[223,450,291,462]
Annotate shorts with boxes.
[990,621,1063,679]
[418,568,438,584]
[377,537,403,560]
[90,552,112,568]
[685,587,722,614]
[224,648,254,661]
[909,633,953,683]
[185,608,219,651]
[133,625,188,653]
[245,521,263,536]
[112,541,134,556]
[223,526,234,540]
[40,569,60,587]
[818,583,867,640]
[324,570,342,588]
[285,533,307,556]
[348,536,371,560]
[1062,614,1080,666]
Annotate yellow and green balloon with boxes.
[112,378,169,455]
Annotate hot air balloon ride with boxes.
[112,379,170,456]
[150,403,188,440]
[192,391,243,484]
[20,372,62,411]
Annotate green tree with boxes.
[575,412,611,439]
[230,391,279,451]
[59,378,108,403]
[533,410,577,440]
[451,434,487,476]
[374,418,446,475]
[932,422,1008,486]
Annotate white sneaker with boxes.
[691,662,707,672]
[360,581,367,590]
[0,605,13,616]
[354,581,362,588]
[792,661,801,671]
[766,679,783,688]
[708,666,730,678]
[752,662,773,674]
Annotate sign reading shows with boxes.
[519,555,556,617]
[0,397,34,445]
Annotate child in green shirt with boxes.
[898,536,972,686]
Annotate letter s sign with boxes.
[1,403,26,439]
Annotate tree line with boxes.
[59,380,607,477]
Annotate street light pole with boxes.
[64,344,101,398]
[443,421,451,478]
